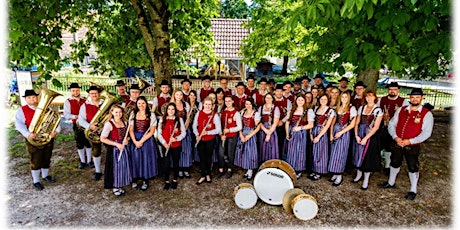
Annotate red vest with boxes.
[396,106,429,146]
[223,88,233,97]
[233,94,247,111]
[68,98,86,123]
[380,96,405,118]
[245,88,258,97]
[197,110,216,141]
[199,87,214,102]
[120,94,130,104]
[108,120,127,141]
[157,95,171,109]
[274,97,289,120]
[182,92,190,104]
[22,105,35,128]
[221,109,238,138]
[351,96,365,109]
[254,91,266,107]
[284,93,295,103]
[85,103,99,122]
[162,119,182,148]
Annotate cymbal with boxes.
[282,188,305,214]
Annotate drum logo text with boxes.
[267,171,284,179]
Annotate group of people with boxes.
[15,73,433,200]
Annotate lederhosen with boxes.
[68,98,90,149]
[22,105,54,170]
[379,96,405,151]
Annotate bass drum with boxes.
[233,183,258,210]
[253,168,293,205]
[259,159,297,184]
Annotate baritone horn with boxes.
[84,82,119,143]
[27,88,62,147]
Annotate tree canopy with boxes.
[243,0,451,90]
[9,0,220,87]
[220,0,252,19]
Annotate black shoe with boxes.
[93,172,103,181]
[206,176,212,183]
[383,168,390,175]
[379,182,396,189]
[88,162,95,168]
[78,162,88,169]
[243,174,248,178]
[178,171,184,179]
[33,182,44,190]
[332,180,342,186]
[184,171,191,178]
[405,192,417,200]
[361,186,368,191]
[310,174,321,181]
[328,178,336,182]
[226,171,233,179]
[196,177,205,185]
[163,182,171,190]
[42,175,56,183]
[171,181,178,189]
[216,171,225,179]
[247,175,253,181]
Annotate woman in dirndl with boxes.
[234,98,261,180]
[309,94,335,181]
[328,91,357,186]
[170,89,192,179]
[128,96,158,191]
[100,105,131,196]
[284,95,315,179]
[258,93,280,162]
[352,91,383,190]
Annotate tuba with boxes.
[27,88,62,147]
[84,82,120,143]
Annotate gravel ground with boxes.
[6,112,453,229]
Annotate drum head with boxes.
[259,159,297,184]
[282,188,305,214]
[234,187,258,210]
[292,196,318,220]
[253,168,294,205]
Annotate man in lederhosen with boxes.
[379,88,433,200]
[15,89,59,190]
[377,82,409,175]
[78,85,104,181]
[244,75,258,98]
[63,83,92,169]
[152,79,172,119]
[232,81,248,111]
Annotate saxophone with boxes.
[84,83,120,143]
[27,88,62,147]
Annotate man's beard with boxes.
[388,93,397,99]
[409,102,420,106]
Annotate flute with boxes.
[195,112,215,148]
[222,113,228,147]
[163,121,178,157]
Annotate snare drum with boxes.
[259,159,297,184]
[282,188,305,214]
[253,167,294,205]
[233,183,258,209]
[291,194,318,220]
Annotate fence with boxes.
[376,87,454,110]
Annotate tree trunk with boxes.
[281,55,289,76]
[357,68,379,93]
[131,0,172,93]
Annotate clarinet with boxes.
[222,113,228,147]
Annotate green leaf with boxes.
[411,0,417,5]
[51,78,63,88]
